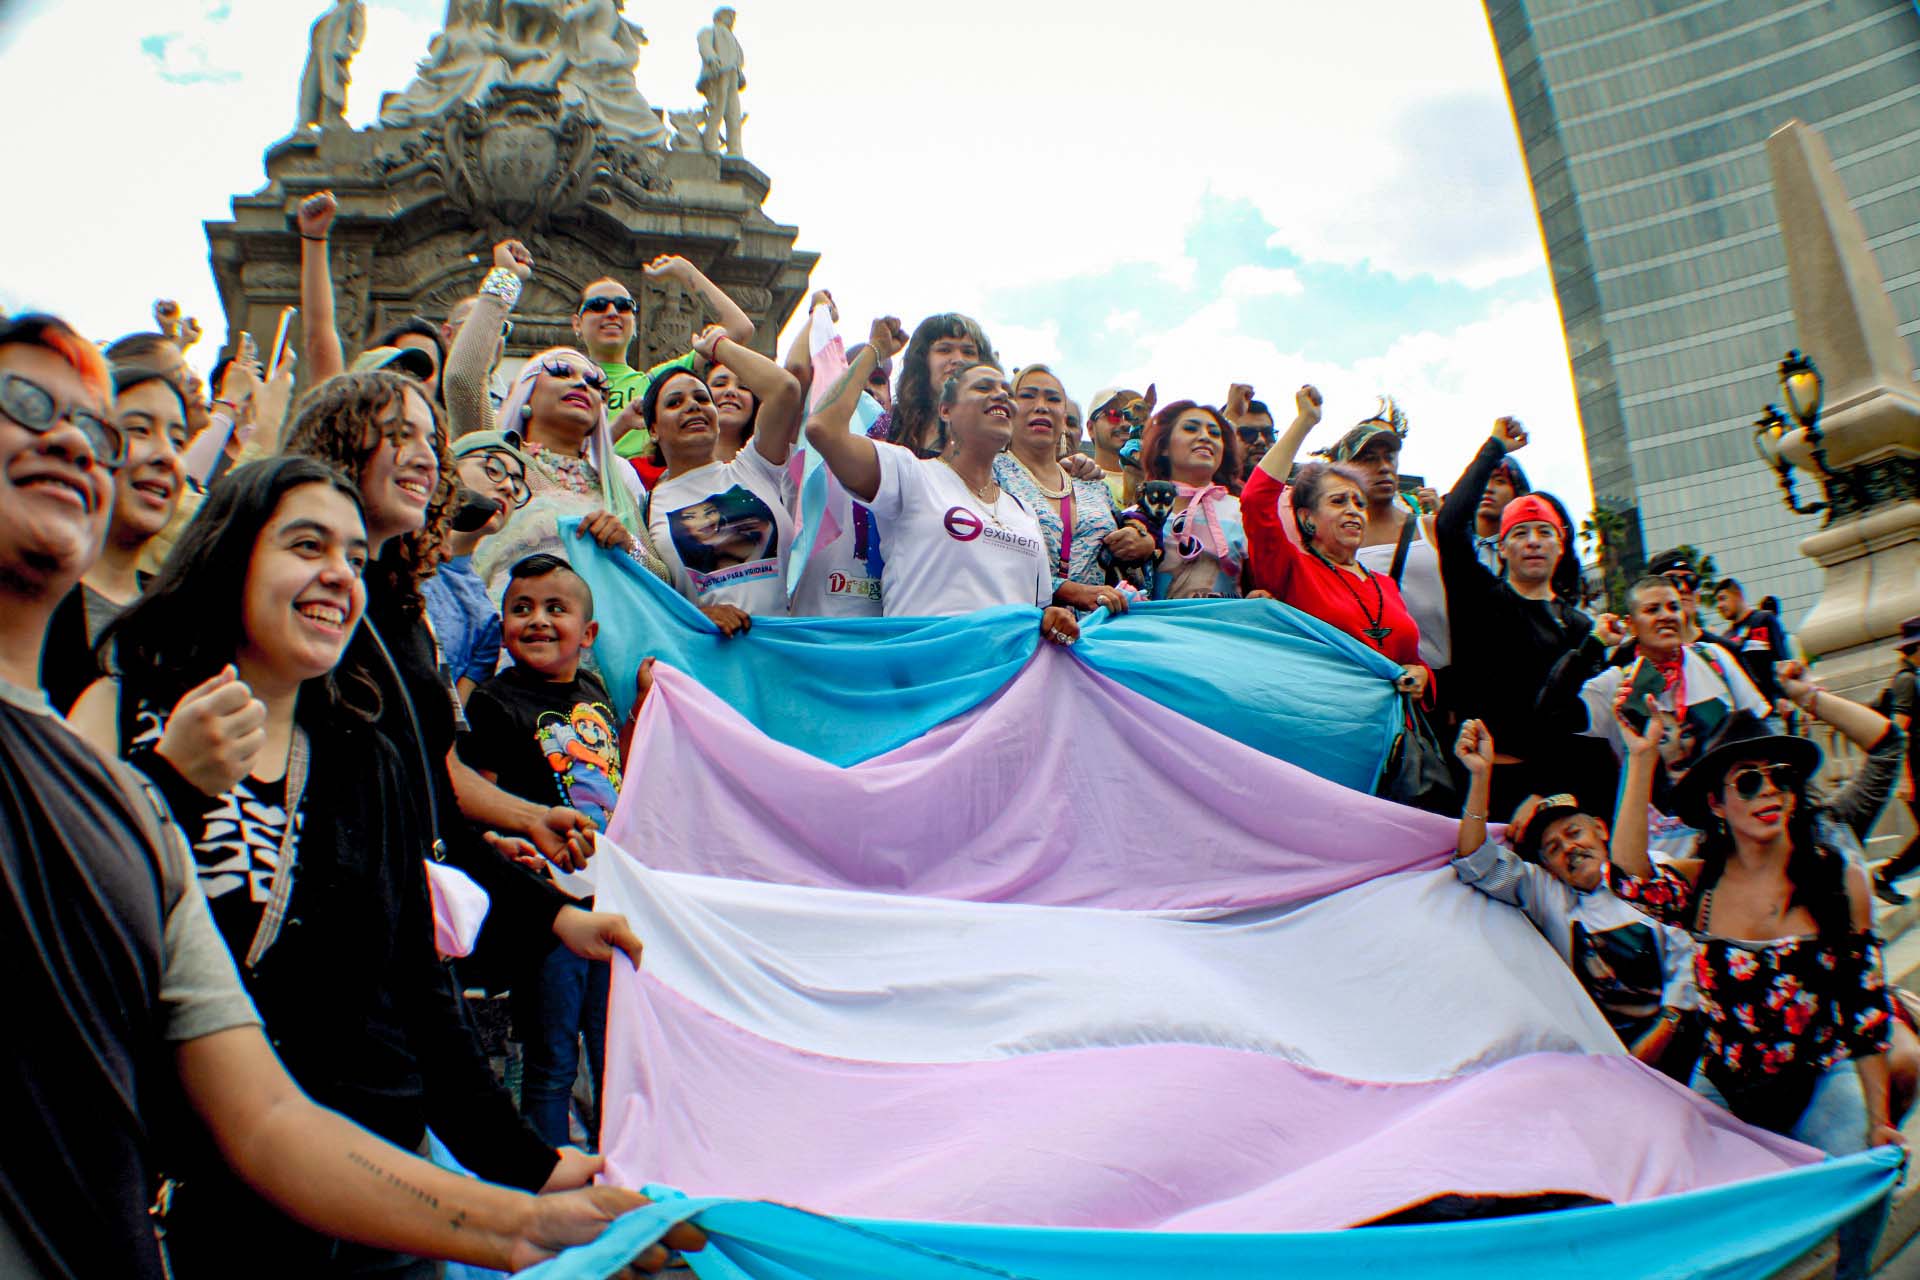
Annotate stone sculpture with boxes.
[297,0,366,129]
[380,0,664,147]
[696,7,744,157]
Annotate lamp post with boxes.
[1753,349,1866,517]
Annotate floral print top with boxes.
[1612,863,1892,1090]
[992,455,1121,591]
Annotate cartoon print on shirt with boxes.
[538,700,623,829]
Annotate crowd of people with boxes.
[2,186,1918,1279]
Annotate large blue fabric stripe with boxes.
[517,1149,1901,1280]
[561,521,1405,791]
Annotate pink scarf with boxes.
[1173,483,1240,574]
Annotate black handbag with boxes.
[1380,694,1462,815]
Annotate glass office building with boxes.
[1483,0,1920,619]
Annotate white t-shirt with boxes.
[865,442,1051,617]
[1577,642,1771,765]
[789,478,885,618]
[647,445,795,616]
[1357,520,1450,668]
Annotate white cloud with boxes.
[990,320,1064,369]
[0,1,1580,518]
[1221,265,1306,299]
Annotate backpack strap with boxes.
[1388,510,1418,586]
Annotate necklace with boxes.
[1011,454,1069,500]
[941,458,1003,508]
[1312,548,1392,644]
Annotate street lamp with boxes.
[1751,404,1827,516]
[1780,348,1823,431]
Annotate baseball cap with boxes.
[1898,615,1920,654]
[1087,387,1139,421]
[1516,794,1590,863]
[452,428,528,461]
[1499,493,1567,540]
[1646,548,1697,577]
[351,345,437,381]
[1324,396,1408,463]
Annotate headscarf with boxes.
[500,346,645,531]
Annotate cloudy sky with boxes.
[0,0,1595,523]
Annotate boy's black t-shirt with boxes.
[460,664,625,834]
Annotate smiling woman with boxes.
[62,456,575,1271]
[40,363,191,713]
[1137,400,1246,601]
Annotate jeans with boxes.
[1692,1060,1891,1280]
[512,942,610,1148]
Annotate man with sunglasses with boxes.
[570,257,755,473]
[1223,383,1276,484]
[0,315,703,1278]
[425,430,534,701]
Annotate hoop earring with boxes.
[1298,517,1316,540]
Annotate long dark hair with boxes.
[1692,776,1851,939]
[99,457,381,723]
[282,371,455,611]
[888,313,996,456]
[640,366,708,467]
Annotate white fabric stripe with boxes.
[596,849,1622,1083]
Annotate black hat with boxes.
[1646,548,1696,577]
[1516,793,1589,863]
[1898,615,1920,654]
[1667,710,1822,830]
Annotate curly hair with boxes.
[889,313,997,456]
[1138,400,1243,488]
[281,370,455,610]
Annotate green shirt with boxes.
[608,351,699,460]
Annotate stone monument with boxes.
[208,0,812,377]
[697,7,744,157]
[1761,120,1920,702]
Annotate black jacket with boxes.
[128,701,557,1269]
[1437,437,1592,760]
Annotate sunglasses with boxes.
[0,372,124,469]
[578,296,636,316]
[1726,762,1800,800]
[1236,424,1275,445]
[539,358,611,398]
[1662,570,1701,591]
[477,450,532,508]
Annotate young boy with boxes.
[458,554,626,1147]
[1451,718,1700,1081]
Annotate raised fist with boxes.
[1493,416,1528,451]
[1295,384,1323,428]
[869,316,909,362]
[297,190,338,240]
[492,239,534,282]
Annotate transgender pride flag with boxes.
[523,528,1902,1280]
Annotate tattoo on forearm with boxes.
[819,361,865,409]
[347,1149,441,1212]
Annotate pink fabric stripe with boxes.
[600,970,1818,1232]
[605,660,1462,912]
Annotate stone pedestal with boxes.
[204,84,815,379]
[1765,121,1920,704]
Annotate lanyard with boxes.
[1057,482,1076,580]
[244,726,310,969]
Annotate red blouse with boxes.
[1242,467,1425,668]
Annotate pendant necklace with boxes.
[942,458,1006,525]
[1313,549,1392,644]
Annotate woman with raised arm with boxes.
[295,190,348,385]
[642,323,802,618]
[1607,675,1907,1280]
[1241,385,1430,699]
[804,317,1080,644]
[991,364,1148,614]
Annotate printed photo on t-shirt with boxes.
[665,484,781,587]
[538,700,623,830]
